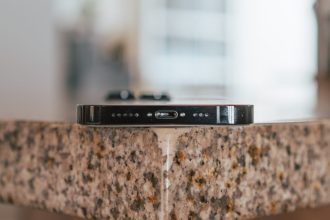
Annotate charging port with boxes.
[155,110,178,119]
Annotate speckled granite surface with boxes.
[0,120,329,219]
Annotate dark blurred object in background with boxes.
[315,0,330,117]
[139,92,171,101]
[105,90,135,101]
[58,0,137,120]
[105,90,171,101]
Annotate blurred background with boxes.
[0,0,330,219]
[1,0,329,123]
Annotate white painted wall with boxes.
[228,0,317,122]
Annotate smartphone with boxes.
[77,102,253,126]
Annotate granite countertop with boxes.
[0,120,330,219]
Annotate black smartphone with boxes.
[77,102,253,126]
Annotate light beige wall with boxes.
[0,0,61,121]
